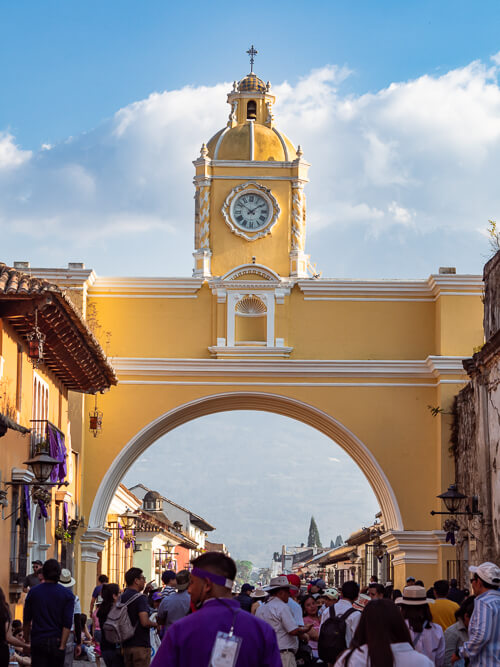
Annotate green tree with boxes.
[307,516,322,548]
[235,559,253,585]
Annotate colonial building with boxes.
[0,262,116,610]
[23,62,484,606]
[454,249,500,580]
[103,484,198,587]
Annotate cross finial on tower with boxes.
[246,45,258,73]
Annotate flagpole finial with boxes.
[246,45,258,73]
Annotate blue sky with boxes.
[3,1,500,149]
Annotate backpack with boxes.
[102,592,142,644]
[317,606,357,663]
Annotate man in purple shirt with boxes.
[151,552,281,667]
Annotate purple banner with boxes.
[118,521,125,540]
[38,500,48,519]
[48,424,67,484]
[24,485,31,522]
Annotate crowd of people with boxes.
[0,555,498,667]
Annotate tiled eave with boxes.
[0,265,117,393]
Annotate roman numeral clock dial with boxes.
[222,182,280,241]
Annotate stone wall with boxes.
[483,249,500,339]
[455,249,500,569]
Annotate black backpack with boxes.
[317,606,357,663]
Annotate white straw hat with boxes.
[395,585,435,606]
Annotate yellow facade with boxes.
[28,70,484,606]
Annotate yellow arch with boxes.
[87,391,403,533]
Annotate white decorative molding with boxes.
[220,263,283,283]
[221,182,281,242]
[382,530,454,565]
[90,277,204,298]
[298,275,483,301]
[11,467,35,484]
[110,356,468,379]
[207,346,293,359]
[80,527,112,562]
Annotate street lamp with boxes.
[430,484,482,517]
[24,452,60,484]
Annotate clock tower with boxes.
[192,66,310,279]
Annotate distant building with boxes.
[205,540,230,556]
[129,483,215,560]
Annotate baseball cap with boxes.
[469,562,500,587]
[151,591,162,601]
[286,574,301,590]
[315,579,326,590]
[323,588,339,600]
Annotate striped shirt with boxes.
[459,589,500,666]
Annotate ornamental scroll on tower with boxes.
[291,181,306,252]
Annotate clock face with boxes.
[231,192,271,231]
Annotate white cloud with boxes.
[0,132,31,170]
[1,57,499,275]
[328,457,340,463]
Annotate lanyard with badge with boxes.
[208,598,243,667]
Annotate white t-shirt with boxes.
[406,622,445,667]
[288,598,304,627]
[334,642,434,666]
[320,599,361,648]
[256,596,299,651]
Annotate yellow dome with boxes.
[238,73,267,93]
[207,123,296,161]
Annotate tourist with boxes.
[301,595,321,660]
[96,584,124,667]
[334,598,434,666]
[392,589,403,602]
[447,579,466,606]
[236,583,255,612]
[407,577,416,586]
[23,561,43,594]
[160,572,176,599]
[151,552,282,666]
[9,622,31,666]
[286,575,304,627]
[120,567,157,667]
[367,583,385,600]
[257,574,313,666]
[369,575,378,584]
[443,596,474,666]
[90,575,109,617]
[23,559,75,667]
[395,586,445,666]
[0,587,29,667]
[156,570,190,632]
[310,579,326,596]
[451,561,500,665]
[320,581,362,648]
[250,589,268,614]
[58,568,82,667]
[430,581,459,631]
[322,588,340,612]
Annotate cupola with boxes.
[204,68,296,162]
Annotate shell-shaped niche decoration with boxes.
[236,295,267,317]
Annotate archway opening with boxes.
[122,410,380,566]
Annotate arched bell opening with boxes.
[246,100,257,120]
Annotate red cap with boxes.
[286,574,301,589]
